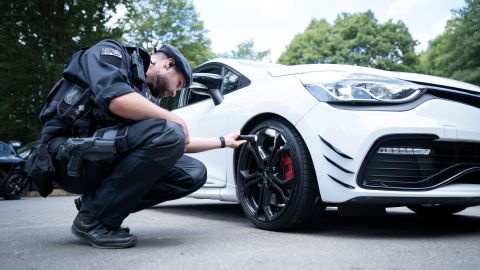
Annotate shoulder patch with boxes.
[100,47,123,67]
[64,85,83,105]
[100,47,123,59]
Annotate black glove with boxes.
[26,145,55,197]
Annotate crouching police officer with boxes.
[27,39,245,249]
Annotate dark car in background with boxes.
[0,141,29,200]
[16,140,40,160]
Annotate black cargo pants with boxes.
[52,118,207,228]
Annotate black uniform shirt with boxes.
[41,40,153,144]
[64,39,152,114]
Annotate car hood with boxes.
[268,64,480,93]
[0,156,25,163]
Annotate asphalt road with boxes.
[1,196,480,270]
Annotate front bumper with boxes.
[296,98,480,204]
[357,134,480,190]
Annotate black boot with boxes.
[71,212,137,249]
[74,195,130,233]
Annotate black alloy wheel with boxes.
[236,119,324,230]
[407,204,467,216]
[3,172,29,200]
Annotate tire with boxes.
[236,119,325,231]
[3,172,29,200]
[407,204,467,216]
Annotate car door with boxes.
[172,64,228,187]
[168,63,250,188]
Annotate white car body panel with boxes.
[174,70,318,190]
[297,98,480,203]
[269,64,480,92]
[176,59,480,205]
[174,100,228,187]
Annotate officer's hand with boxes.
[224,131,247,148]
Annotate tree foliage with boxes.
[278,11,418,71]
[219,39,271,61]
[419,0,480,85]
[121,0,213,67]
[0,0,127,143]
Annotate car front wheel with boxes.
[3,172,29,200]
[236,119,324,231]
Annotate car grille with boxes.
[412,82,480,109]
[358,135,480,190]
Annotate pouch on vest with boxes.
[57,83,95,136]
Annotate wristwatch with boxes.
[219,136,226,148]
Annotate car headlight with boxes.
[301,72,426,104]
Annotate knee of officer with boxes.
[162,121,185,148]
[147,121,185,159]
[134,118,184,146]
[190,159,207,187]
[127,118,185,158]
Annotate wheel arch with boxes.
[233,113,317,186]
[232,113,324,229]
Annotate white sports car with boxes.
[169,58,480,230]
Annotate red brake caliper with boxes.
[282,153,294,181]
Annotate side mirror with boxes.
[191,73,224,105]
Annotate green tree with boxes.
[278,19,332,64]
[219,39,271,61]
[121,0,213,67]
[278,11,418,71]
[420,0,480,85]
[0,0,127,143]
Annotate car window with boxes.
[175,64,251,108]
[186,90,209,105]
[184,66,222,107]
[159,66,223,110]
[221,69,240,94]
[158,95,181,111]
[221,67,251,95]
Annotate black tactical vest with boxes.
[39,41,153,144]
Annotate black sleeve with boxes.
[80,40,135,112]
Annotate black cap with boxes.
[156,44,192,87]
